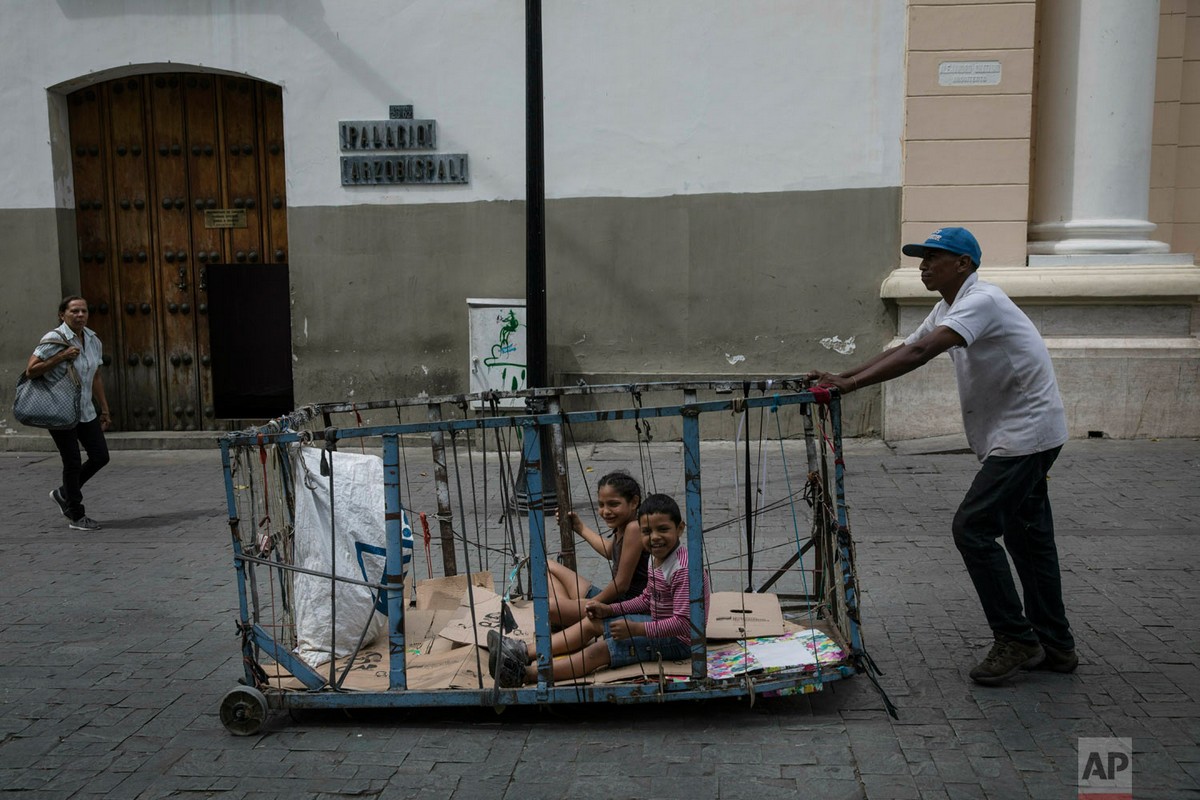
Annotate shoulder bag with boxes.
[13,333,83,430]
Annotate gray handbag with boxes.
[13,334,82,430]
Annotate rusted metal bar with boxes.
[427,402,458,577]
[548,395,575,569]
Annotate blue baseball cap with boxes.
[902,227,981,267]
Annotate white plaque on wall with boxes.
[938,61,1002,87]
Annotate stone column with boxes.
[1028,0,1168,256]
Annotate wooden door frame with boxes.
[48,64,293,430]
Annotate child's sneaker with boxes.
[969,637,1044,686]
[488,630,529,678]
[488,643,526,688]
[488,630,502,675]
[1025,642,1078,674]
[486,630,514,676]
[495,648,525,688]
[69,516,101,531]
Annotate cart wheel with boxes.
[219,686,268,736]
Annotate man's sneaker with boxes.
[969,638,1045,686]
[68,516,101,531]
[50,489,70,518]
[1025,643,1079,674]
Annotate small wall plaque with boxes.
[340,105,469,186]
[340,120,437,152]
[204,209,248,229]
[939,61,1002,87]
[341,154,469,186]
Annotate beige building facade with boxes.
[886,0,1200,440]
[0,1,1196,444]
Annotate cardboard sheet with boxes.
[586,658,692,684]
[415,572,494,610]
[260,606,458,691]
[437,591,536,647]
[706,591,788,639]
[406,646,475,690]
[448,645,490,689]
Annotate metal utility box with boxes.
[467,298,527,405]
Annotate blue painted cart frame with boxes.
[217,386,862,732]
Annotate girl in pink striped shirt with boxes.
[490,494,710,686]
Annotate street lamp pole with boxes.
[513,0,564,517]
[526,0,547,389]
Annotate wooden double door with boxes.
[68,73,289,431]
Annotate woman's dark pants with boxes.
[49,417,109,521]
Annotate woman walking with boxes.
[25,296,111,530]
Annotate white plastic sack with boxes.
[292,446,412,668]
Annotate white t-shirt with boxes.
[905,273,1067,460]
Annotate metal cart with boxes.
[216,380,868,734]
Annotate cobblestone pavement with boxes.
[1,435,1198,799]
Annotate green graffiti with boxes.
[483,309,526,373]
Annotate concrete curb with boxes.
[0,430,222,452]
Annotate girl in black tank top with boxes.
[545,471,648,628]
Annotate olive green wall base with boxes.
[2,188,899,440]
[0,209,77,434]
[287,188,901,438]
[7,191,1197,443]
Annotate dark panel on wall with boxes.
[206,263,294,419]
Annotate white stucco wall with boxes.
[0,0,905,208]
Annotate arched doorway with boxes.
[67,72,291,431]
